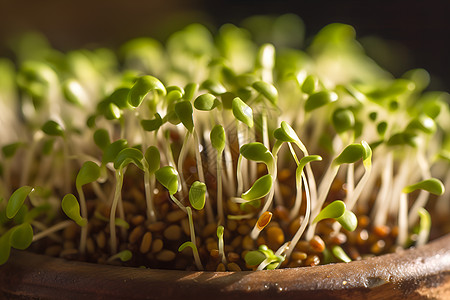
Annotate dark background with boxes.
[0,0,449,90]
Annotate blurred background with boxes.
[0,0,449,89]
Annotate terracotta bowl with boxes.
[0,234,449,300]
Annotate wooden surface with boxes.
[0,234,450,299]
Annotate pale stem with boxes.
[216,151,224,223]
[177,131,190,199]
[32,220,73,242]
[187,207,203,270]
[396,193,409,247]
[76,185,88,255]
[373,151,393,226]
[110,169,124,254]
[408,190,430,227]
[144,172,157,223]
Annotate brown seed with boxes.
[210,249,220,259]
[140,232,153,254]
[370,240,386,255]
[242,235,254,250]
[180,218,190,236]
[63,241,75,250]
[151,239,164,253]
[373,225,391,238]
[273,206,289,222]
[288,218,301,236]
[278,169,292,182]
[231,236,243,249]
[63,222,79,240]
[166,210,186,223]
[131,215,145,226]
[216,263,226,272]
[45,245,62,257]
[305,254,320,267]
[309,235,325,253]
[266,226,285,249]
[86,238,96,255]
[122,201,138,215]
[358,215,370,228]
[129,225,145,244]
[202,223,217,238]
[206,240,218,252]
[329,232,347,245]
[164,224,182,241]
[227,219,238,231]
[256,236,266,246]
[156,250,176,262]
[357,229,369,246]
[96,231,106,249]
[227,252,240,263]
[237,224,251,236]
[227,262,241,271]
[295,240,310,253]
[291,251,308,261]
[147,221,166,232]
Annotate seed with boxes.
[216,263,226,272]
[164,224,182,241]
[347,246,361,261]
[329,232,347,245]
[147,221,166,232]
[210,249,220,259]
[122,201,138,215]
[288,261,303,268]
[231,236,243,249]
[373,225,391,238]
[60,248,79,259]
[63,222,79,240]
[309,235,325,253]
[130,215,145,226]
[156,250,176,262]
[166,210,186,223]
[86,238,96,255]
[45,245,62,257]
[357,229,369,246]
[358,215,370,228]
[256,212,273,230]
[224,245,234,253]
[237,224,251,236]
[266,226,285,249]
[151,239,164,253]
[206,240,218,252]
[140,232,153,254]
[96,231,106,249]
[256,236,266,246]
[202,223,217,238]
[291,251,308,261]
[280,184,291,198]
[278,169,291,182]
[176,218,188,236]
[273,206,289,222]
[227,262,241,272]
[129,225,145,244]
[242,235,254,250]
[288,218,301,236]
[370,240,386,255]
[227,252,240,263]
[305,254,320,267]
[295,240,310,252]
[227,219,238,231]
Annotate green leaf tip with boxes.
[252,81,278,105]
[305,91,338,112]
[76,161,100,189]
[175,101,194,133]
[155,166,179,195]
[10,223,34,250]
[6,186,34,219]
[232,97,253,128]
[41,120,64,137]
[114,147,144,170]
[333,143,366,166]
[210,125,226,153]
[62,194,87,227]
[313,200,346,224]
[144,146,160,174]
[128,75,166,107]
[194,93,221,111]
[402,178,445,195]
[241,174,273,201]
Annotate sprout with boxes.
[232,97,254,128]
[143,146,160,223]
[6,186,34,219]
[128,75,166,108]
[244,245,285,270]
[216,225,227,265]
[241,174,273,201]
[108,250,133,263]
[61,193,87,227]
[189,181,206,210]
[331,245,352,263]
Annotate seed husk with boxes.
[309,235,325,253]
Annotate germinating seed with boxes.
[291,251,308,261]
[266,226,285,249]
[242,235,254,250]
[210,249,220,259]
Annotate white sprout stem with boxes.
[169,194,188,213]
[110,169,124,254]
[218,232,227,265]
[256,257,273,271]
[436,172,450,216]
[346,164,372,211]
[345,163,355,202]
[144,172,157,223]
[217,151,224,223]
[289,168,303,220]
[285,172,311,259]
[216,112,235,194]
[306,165,339,241]
[76,185,88,255]
[236,155,244,196]
[408,190,430,227]
[373,151,394,226]
[32,220,73,242]
[177,131,190,199]
[388,155,413,218]
[237,122,249,190]
[193,129,214,224]
[186,207,203,270]
[397,192,409,247]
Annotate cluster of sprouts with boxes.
[0,14,449,271]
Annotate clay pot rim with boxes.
[1,233,450,299]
